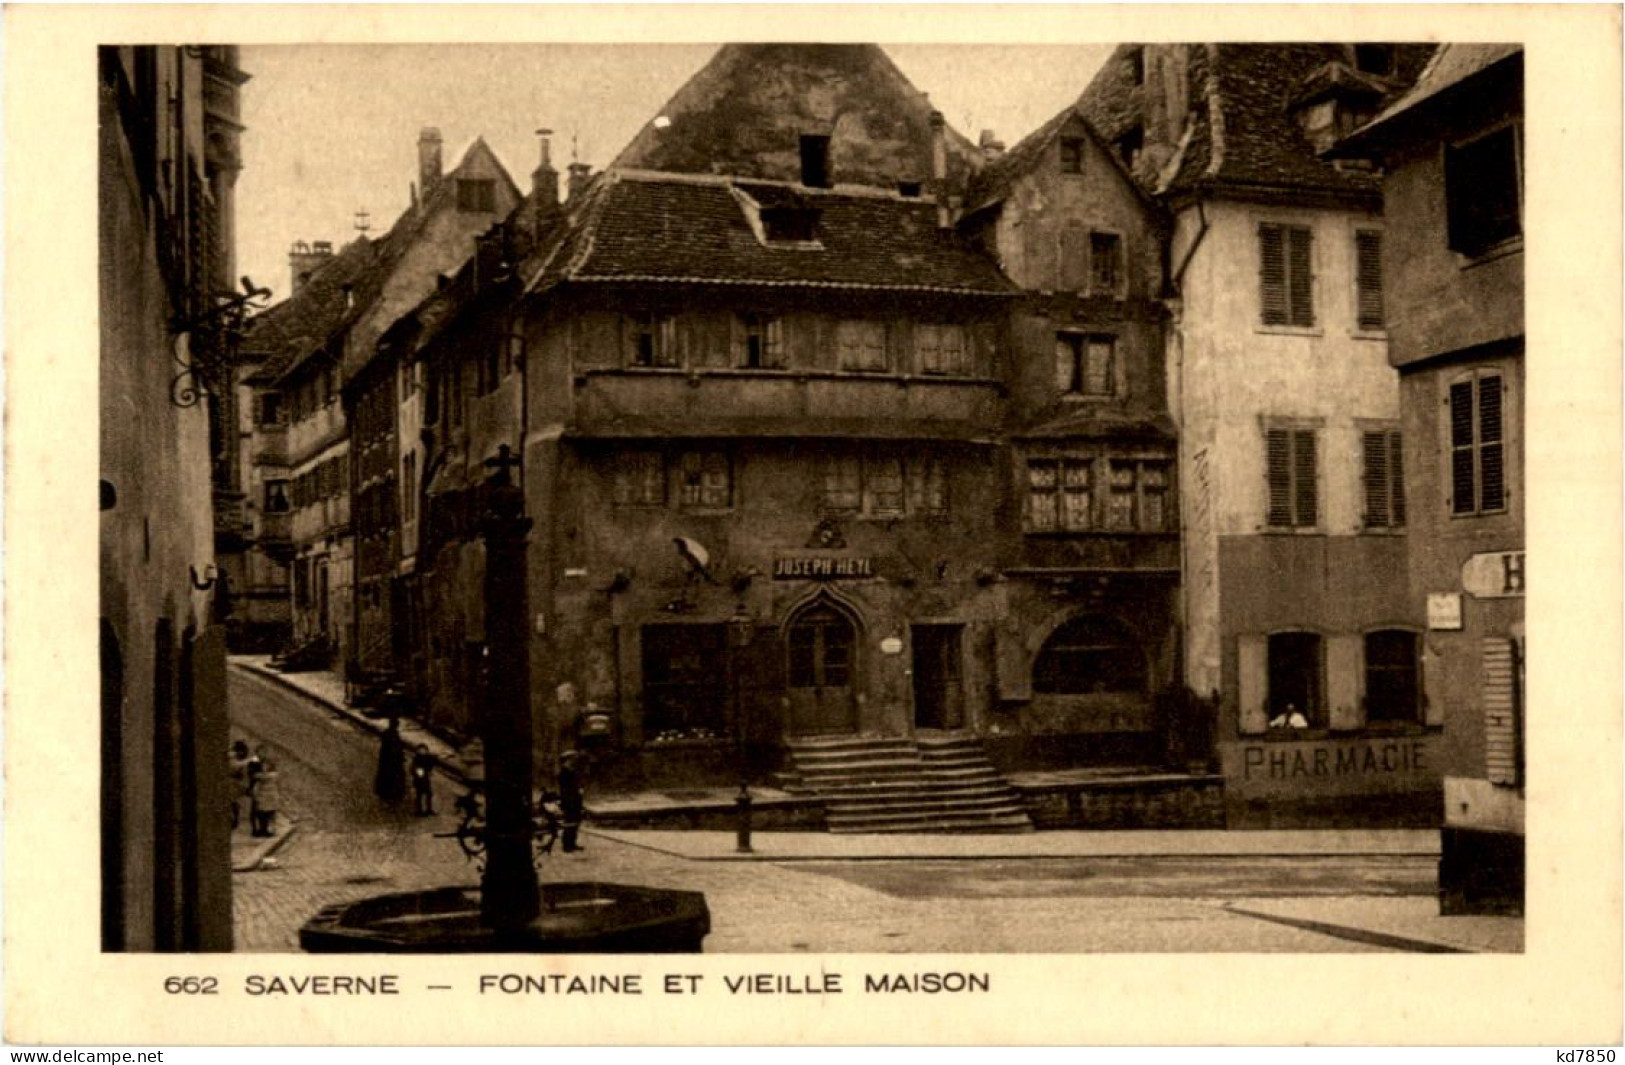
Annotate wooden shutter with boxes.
[1355,229,1385,330]
[1327,634,1363,729]
[1259,224,1288,325]
[1450,380,1476,514]
[1292,429,1317,527]
[1265,428,1292,527]
[1478,374,1506,511]
[1237,635,1268,734]
[1388,430,1406,527]
[1422,640,1445,726]
[1288,226,1314,326]
[1482,637,1520,785]
[1363,431,1390,527]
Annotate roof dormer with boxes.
[731,183,824,249]
[1289,59,1392,154]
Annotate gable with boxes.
[611,43,982,191]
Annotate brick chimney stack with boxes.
[979,129,1006,161]
[567,161,592,202]
[288,239,334,297]
[419,127,443,200]
[930,110,950,229]
[532,128,560,228]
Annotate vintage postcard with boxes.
[4,2,1620,1047]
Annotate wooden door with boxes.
[785,603,858,734]
[912,624,964,730]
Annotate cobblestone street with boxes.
[231,667,1475,953]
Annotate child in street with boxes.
[249,755,281,837]
[411,744,437,816]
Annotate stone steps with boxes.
[785,734,1033,834]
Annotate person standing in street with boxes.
[375,717,407,804]
[228,740,252,831]
[410,743,437,816]
[249,754,281,837]
[558,750,585,853]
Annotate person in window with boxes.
[1269,703,1310,730]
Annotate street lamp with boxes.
[727,605,754,854]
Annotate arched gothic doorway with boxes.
[784,597,859,735]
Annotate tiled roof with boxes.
[1079,43,1436,200]
[963,102,1158,216]
[243,138,518,384]
[1338,44,1521,151]
[526,170,1017,297]
[239,235,379,379]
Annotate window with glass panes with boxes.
[837,320,888,371]
[1055,333,1115,397]
[1364,629,1420,722]
[628,313,678,367]
[678,452,732,509]
[737,314,785,369]
[1026,458,1092,532]
[1107,460,1170,532]
[1449,370,1507,516]
[915,324,968,376]
[823,454,946,517]
[613,451,665,506]
[1090,231,1123,295]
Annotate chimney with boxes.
[532,127,560,227]
[567,162,592,202]
[930,110,950,229]
[288,239,334,297]
[979,129,1006,161]
[418,127,443,200]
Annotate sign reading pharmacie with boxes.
[1220,734,1441,799]
[773,556,876,580]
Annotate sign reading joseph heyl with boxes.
[773,557,875,580]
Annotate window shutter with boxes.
[1292,429,1317,526]
[1356,229,1385,330]
[1479,375,1505,511]
[1422,640,1445,726]
[1482,637,1520,785]
[1238,635,1268,735]
[1259,224,1288,325]
[1265,428,1292,526]
[1388,430,1407,527]
[1084,337,1114,395]
[1327,634,1363,730]
[1055,336,1079,393]
[764,317,786,368]
[1362,430,1390,527]
[1449,380,1476,514]
[1288,226,1314,326]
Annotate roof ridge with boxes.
[1203,43,1226,178]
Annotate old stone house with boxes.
[1338,45,1525,910]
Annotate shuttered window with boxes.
[1449,371,1507,516]
[916,324,968,376]
[1265,427,1318,528]
[1482,637,1523,786]
[1260,222,1314,327]
[1362,429,1406,529]
[1055,333,1115,397]
[1355,229,1385,330]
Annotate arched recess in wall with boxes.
[1031,613,1150,697]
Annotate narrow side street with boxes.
[229,666,1515,953]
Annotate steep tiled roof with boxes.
[1079,43,1436,201]
[239,235,379,379]
[243,137,518,384]
[1338,44,1521,151]
[525,170,1017,297]
[612,44,983,191]
[963,103,1157,216]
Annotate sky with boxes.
[234,44,1111,300]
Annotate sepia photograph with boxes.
[7,2,1621,1048]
